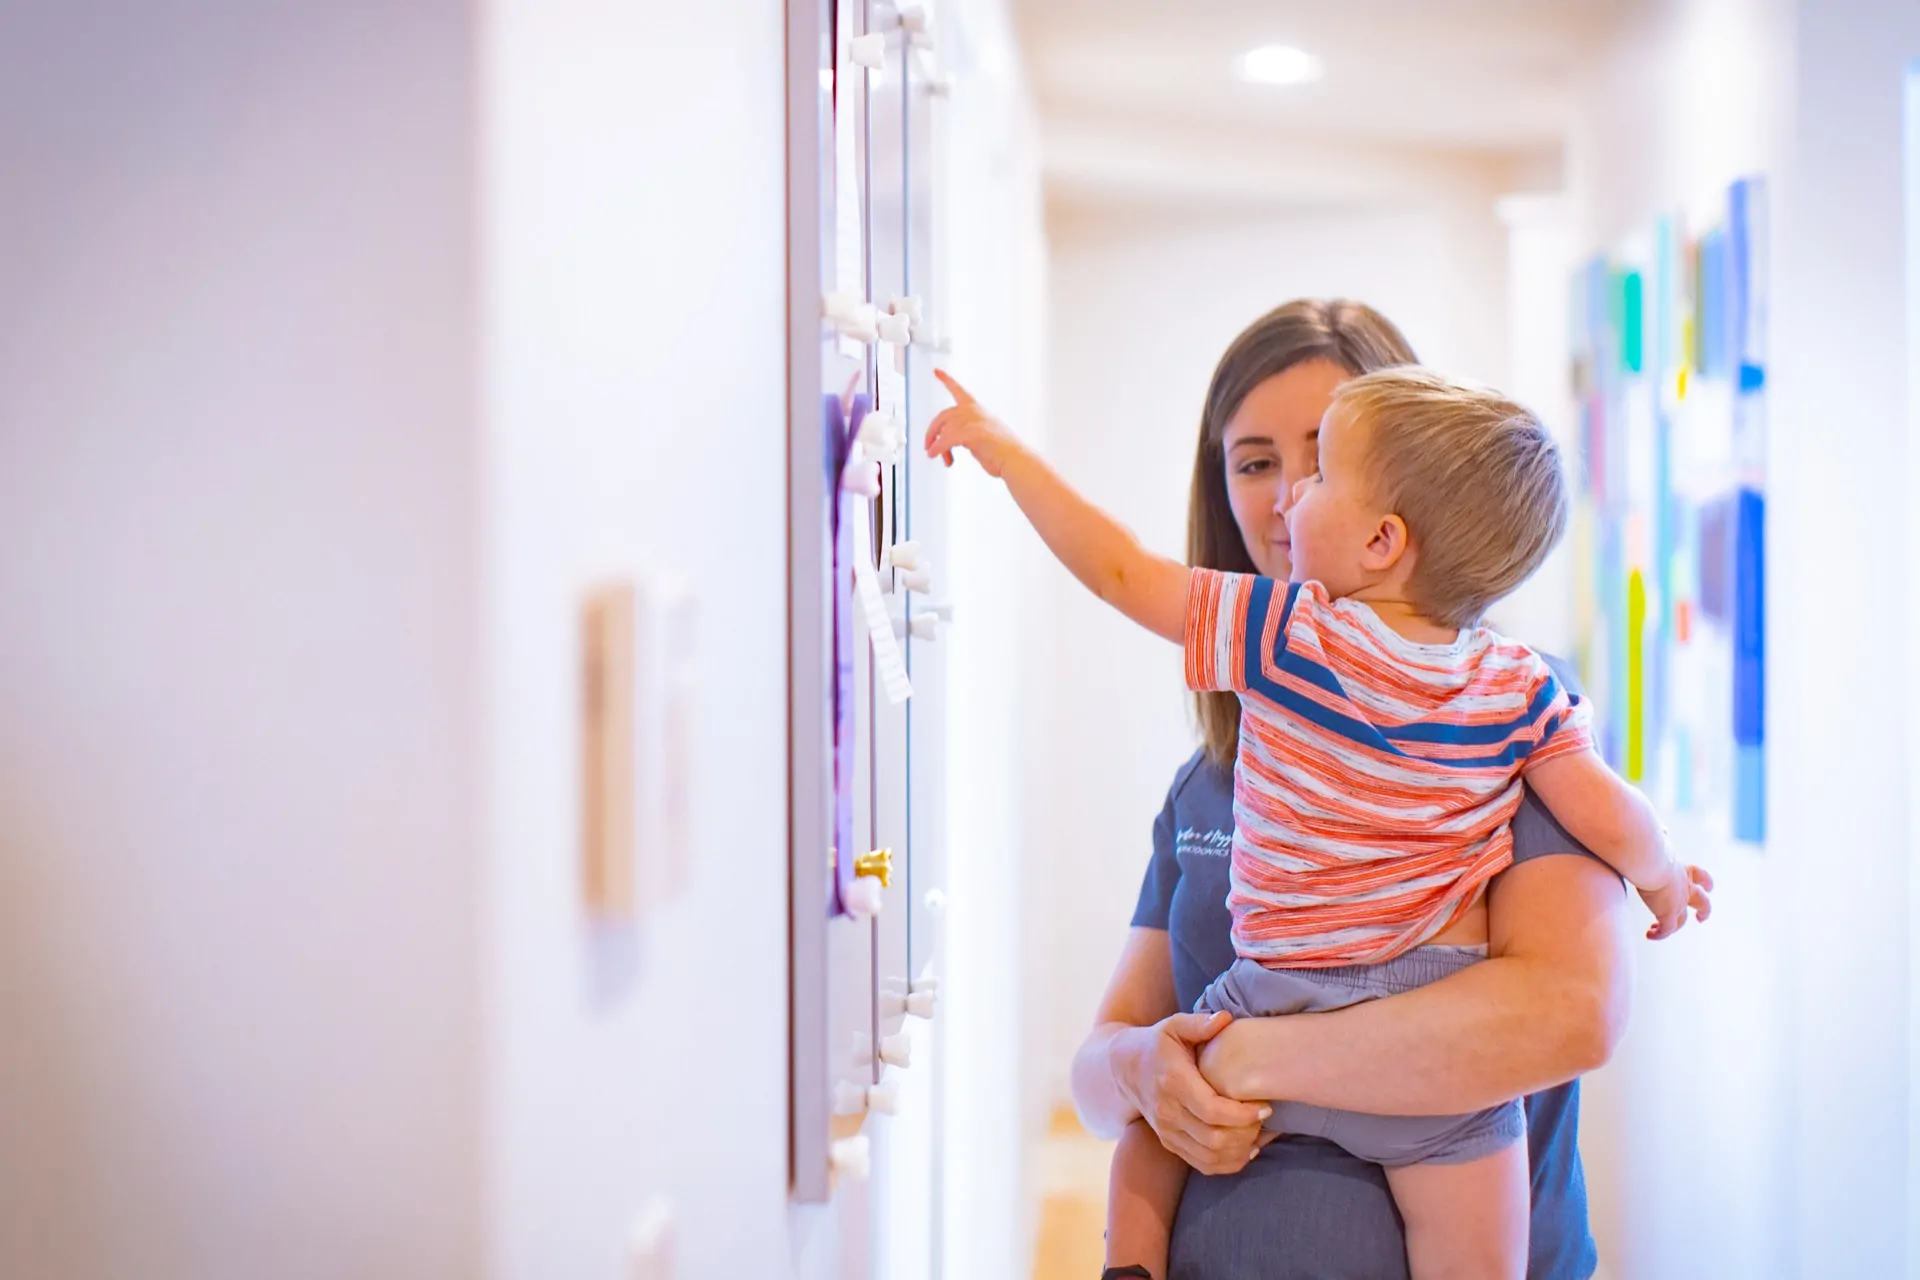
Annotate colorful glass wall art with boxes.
[1570,176,1767,844]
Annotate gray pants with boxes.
[1196,947,1525,1167]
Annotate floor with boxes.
[1031,1107,1115,1280]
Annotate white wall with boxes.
[1568,0,1797,253]
[1033,198,1513,1099]
[0,0,1055,1275]
[936,3,1054,1275]
[1771,3,1919,1275]
[1564,1,1920,1276]
[0,5,483,1278]
[1909,60,1920,1280]
[478,1,809,1277]
[1562,6,1798,1277]
[1495,195,1580,658]
[481,1,1061,1274]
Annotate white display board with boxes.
[787,3,950,1262]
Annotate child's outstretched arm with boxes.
[1524,749,1714,939]
[925,369,1190,644]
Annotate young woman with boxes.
[1065,300,1629,1279]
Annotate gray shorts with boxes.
[1196,947,1526,1168]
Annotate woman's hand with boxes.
[1112,1010,1273,1176]
[1639,861,1714,940]
[925,370,1026,476]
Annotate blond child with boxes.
[924,366,1711,1280]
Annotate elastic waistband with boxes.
[1303,944,1488,997]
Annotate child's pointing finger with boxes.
[933,368,976,406]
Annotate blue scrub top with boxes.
[1133,747,1603,1280]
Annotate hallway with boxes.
[1,1,1917,1278]
[1032,1111,1117,1280]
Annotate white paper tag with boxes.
[852,511,913,704]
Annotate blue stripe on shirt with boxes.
[1235,578,1566,768]
[1379,680,1567,746]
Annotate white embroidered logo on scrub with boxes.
[1176,827,1233,859]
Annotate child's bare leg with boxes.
[1383,1141,1529,1280]
[1106,1119,1190,1279]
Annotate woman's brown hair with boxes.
[1187,299,1418,766]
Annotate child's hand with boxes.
[925,370,1025,477]
[1639,861,1714,940]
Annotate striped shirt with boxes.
[1186,570,1593,968]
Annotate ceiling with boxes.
[1014,0,1631,214]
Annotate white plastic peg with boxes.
[830,1134,872,1180]
[846,874,885,919]
[867,1075,903,1115]
[860,420,902,470]
[905,989,937,1019]
[878,1032,913,1068]
[877,2,930,35]
[876,312,913,346]
[884,539,924,571]
[897,4,931,37]
[889,295,924,325]
[833,1079,869,1115]
[857,410,902,464]
[881,550,931,593]
[823,292,879,343]
[896,602,952,639]
[850,33,887,70]
[911,971,941,995]
[842,458,882,498]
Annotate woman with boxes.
[1068,300,1629,1280]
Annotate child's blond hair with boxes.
[1332,367,1568,629]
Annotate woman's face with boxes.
[1219,359,1351,579]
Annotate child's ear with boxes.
[1363,514,1410,573]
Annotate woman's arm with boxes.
[1072,927,1272,1174]
[1197,852,1631,1114]
[925,370,1190,642]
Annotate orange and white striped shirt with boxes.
[1186,570,1593,968]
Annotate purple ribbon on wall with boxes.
[826,392,870,916]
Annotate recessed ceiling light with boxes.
[1238,44,1321,86]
